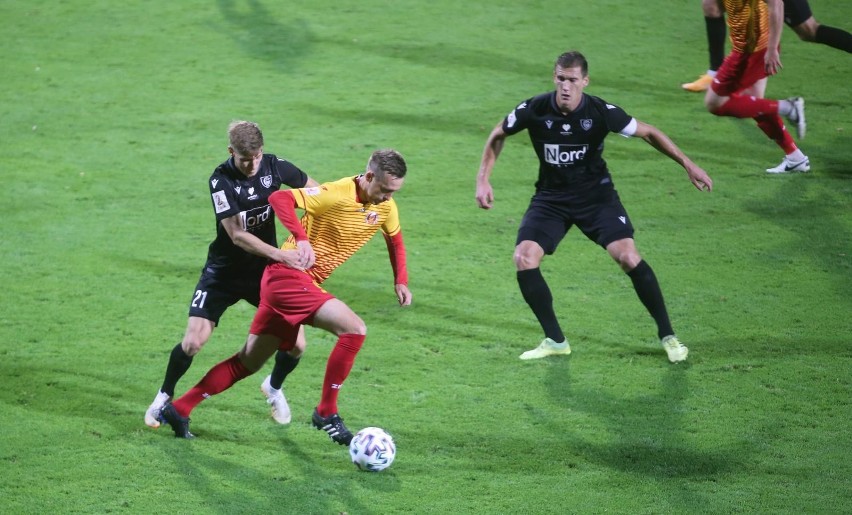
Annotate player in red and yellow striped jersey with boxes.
[704,0,810,174]
[160,149,411,445]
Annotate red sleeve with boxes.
[269,190,308,241]
[383,230,408,286]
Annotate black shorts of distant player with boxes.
[187,266,262,325]
[515,189,635,255]
[783,0,813,28]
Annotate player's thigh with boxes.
[575,192,634,249]
[516,199,571,256]
[311,299,366,336]
[240,333,281,372]
[187,269,255,325]
[740,77,768,99]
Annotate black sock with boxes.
[270,351,301,390]
[815,25,852,53]
[706,15,727,71]
[627,261,674,340]
[160,343,193,397]
[517,268,565,342]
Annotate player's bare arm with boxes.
[632,120,713,192]
[476,122,509,209]
[764,0,784,75]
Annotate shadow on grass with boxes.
[543,358,748,479]
[215,0,314,71]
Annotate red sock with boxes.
[755,113,798,154]
[316,334,365,417]
[172,354,252,417]
[713,93,778,119]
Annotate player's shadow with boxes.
[541,357,749,479]
[215,0,314,70]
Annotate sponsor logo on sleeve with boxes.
[507,110,517,128]
[304,187,322,196]
[212,191,230,214]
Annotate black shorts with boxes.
[516,189,635,254]
[784,0,812,28]
[187,266,263,325]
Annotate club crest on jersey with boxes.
[261,175,272,188]
[581,119,593,130]
[364,211,379,225]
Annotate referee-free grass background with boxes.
[1,0,849,513]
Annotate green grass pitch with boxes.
[0,0,849,513]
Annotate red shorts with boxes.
[250,263,334,347]
[711,48,769,97]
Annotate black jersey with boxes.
[502,91,633,200]
[205,153,309,275]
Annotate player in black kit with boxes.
[475,51,713,363]
[145,121,318,428]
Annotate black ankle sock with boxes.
[270,351,301,390]
[160,343,193,397]
[627,261,674,340]
[815,25,852,53]
[705,15,727,71]
[517,268,565,342]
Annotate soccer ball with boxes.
[349,427,396,472]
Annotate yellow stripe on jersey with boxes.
[724,0,769,53]
[282,176,401,284]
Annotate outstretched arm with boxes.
[383,231,411,306]
[632,120,713,192]
[476,122,509,209]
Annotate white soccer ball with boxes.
[349,427,396,472]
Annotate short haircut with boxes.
[555,51,589,77]
[368,149,407,179]
[228,121,264,155]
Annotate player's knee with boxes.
[794,20,819,42]
[513,251,541,271]
[289,339,306,357]
[181,336,208,356]
[347,319,367,336]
